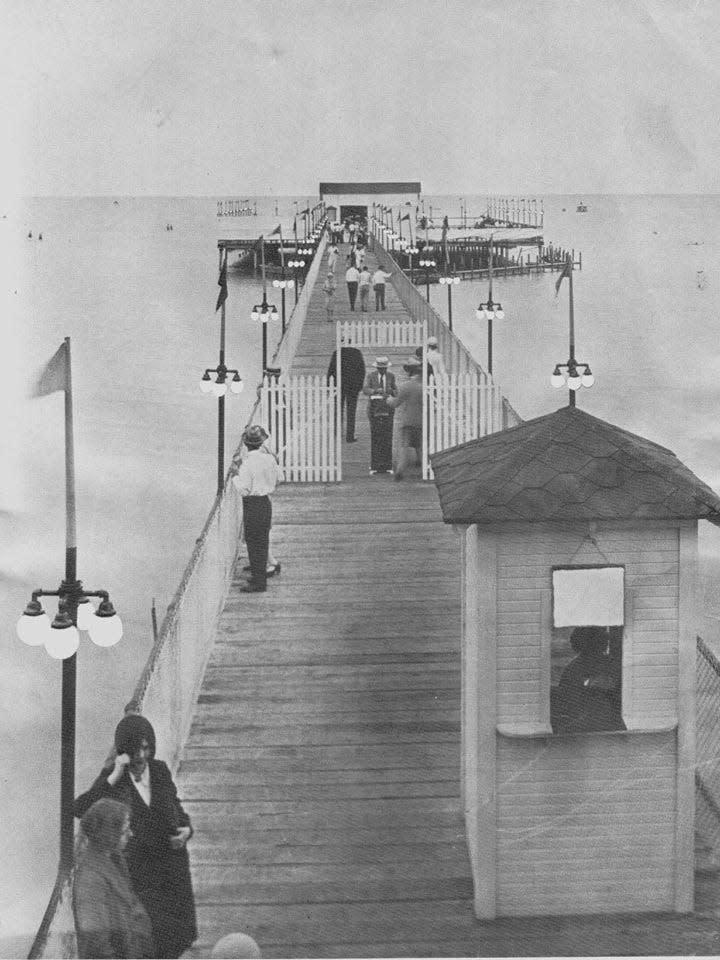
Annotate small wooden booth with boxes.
[431,405,720,919]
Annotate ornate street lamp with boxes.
[550,254,594,405]
[272,277,295,335]
[438,273,461,332]
[251,301,279,378]
[287,258,305,305]
[419,257,436,302]
[406,245,419,283]
[476,235,505,376]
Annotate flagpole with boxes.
[60,335,77,872]
[568,256,576,408]
[218,248,227,493]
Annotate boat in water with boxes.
[576,200,588,213]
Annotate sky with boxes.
[3,0,720,198]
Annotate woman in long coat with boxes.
[75,714,197,959]
[73,797,155,959]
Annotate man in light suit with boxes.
[362,356,397,474]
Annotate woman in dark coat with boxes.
[73,797,155,959]
[75,714,197,959]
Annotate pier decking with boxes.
[176,244,720,958]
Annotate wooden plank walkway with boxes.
[176,242,720,958]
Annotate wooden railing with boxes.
[270,232,328,374]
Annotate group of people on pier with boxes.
[326,338,445,478]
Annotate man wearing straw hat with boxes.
[362,357,397,474]
[386,356,424,480]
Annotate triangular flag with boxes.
[268,224,281,237]
[215,258,228,311]
[299,207,310,216]
[401,213,411,222]
[33,341,69,397]
[554,258,573,295]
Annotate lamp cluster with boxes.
[551,360,594,390]
[419,257,436,269]
[287,259,305,270]
[439,275,460,286]
[251,303,279,324]
[18,587,122,660]
[272,278,295,291]
[476,300,505,321]
[200,365,243,397]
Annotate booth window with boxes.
[550,566,626,734]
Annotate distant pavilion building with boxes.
[319,181,421,223]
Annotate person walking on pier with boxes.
[358,265,372,312]
[345,262,360,311]
[322,271,337,322]
[74,714,197,959]
[232,424,283,593]
[327,243,339,273]
[363,357,397,474]
[372,266,392,311]
[327,338,366,442]
[386,357,424,480]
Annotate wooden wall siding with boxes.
[495,732,677,915]
[493,524,680,725]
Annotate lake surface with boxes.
[3,192,720,951]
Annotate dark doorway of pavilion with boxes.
[340,204,368,222]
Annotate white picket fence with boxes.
[259,374,341,482]
[339,317,423,348]
[422,373,503,480]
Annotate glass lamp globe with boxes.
[567,372,582,390]
[76,597,96,631]
[551,369,565,388]
[212,380,228,397]
[453,277,460,285]
[17,602,51,646]
[88,599,123,647]
[230,376,244,394]
[287,279,295,289]
[439,277,446,285]
[495,308,505,320]
[251,309,260,322]
[272,279,280,288]
[45,622,80,660]
[200,374,213,393]
[581,371,595,388]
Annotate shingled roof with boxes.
[430,405,720,526]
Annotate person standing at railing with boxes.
[73,798,155,959]
[372,266,392,311]
[74,714,197,959]
[363,356,397,474]
[322,271,337,322]
[425,336,446,379]
[232,424,283,593]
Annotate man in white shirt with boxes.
[372,267,392,311]
[232,424,283,593]
[345,264,360,311]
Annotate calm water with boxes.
[2,193,720,950]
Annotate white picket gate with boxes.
[339,317,423,348]
[259,374,341,482]
[422,373,503,479]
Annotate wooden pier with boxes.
[176,242,720,958]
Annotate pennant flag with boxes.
[554,258,573,295]
[33,341,69,397]
[215,258,228,311]
[268,224,282,236]
[299,207,310,216]
[401,213,411,222]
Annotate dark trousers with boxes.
[374,284,386,310]
[369,414,394,471]
[242,495,271,586]
[346,281,358,309]
[342,391,359,441]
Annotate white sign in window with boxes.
[552,566,625,627]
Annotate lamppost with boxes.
[251,300,279,379]
[419,256,436,302]
[476,236,505,376]
[550,255,594,405]
[272,277,295,335]
[438,273,460,332]
[202,249,244,495]
[407,245,419,283]
[17,336,123,874]
[287,258,305,305]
